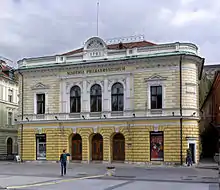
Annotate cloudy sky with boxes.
[0,0,219,65]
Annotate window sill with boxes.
[150,109,163,114]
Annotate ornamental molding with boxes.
[144,74,167,82]
[107,78,127,91]
[86,80,104,92]
[31,82,50,90]
[66,81,83,94]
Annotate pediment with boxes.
[31,82,49,90]
[145,74,167,82]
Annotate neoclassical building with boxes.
[16,36,204,164]
[0,58,19,159]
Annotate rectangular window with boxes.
[36,134,46,160]
[36,94,45,114]
[8,112,12,125]
[150,131,164,161]
[8,89,13,102]
[150,86,162,109]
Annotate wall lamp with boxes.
[172,112,175,116]
[82,115,85,119]
[103,115,107,119]
[26,117,29,122]
[192,112,196,116]
[14,119,17,122]
[133,113,135,118]
[55,116,58,120]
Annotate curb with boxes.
[96,176,219,184]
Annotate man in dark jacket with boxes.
[60,149,70,176]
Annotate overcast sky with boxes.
[0,0,219,65]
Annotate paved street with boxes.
[0,162,218,189]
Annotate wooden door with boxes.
[113,133,125,161]
[72,134,82,160]
[92,134,103,160]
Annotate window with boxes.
[8,89,13,102]
[36,94,45,114]
[111,83,124,111]
[150,86,162,109]
[90,84,102,112]
[70,86,81,113]
[8,112,12,125]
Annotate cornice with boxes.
[17,54,204,79]
[16,116,200,125]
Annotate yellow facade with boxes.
[16,37,204,165]
[19,119,200,164]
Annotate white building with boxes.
[0,58,19,159]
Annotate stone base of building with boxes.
[19,120,201,166]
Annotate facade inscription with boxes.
[67,66,126,75]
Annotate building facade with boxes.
[200,70,220,158]
[16,36,204,164]
[0,58,19,159]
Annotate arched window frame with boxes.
[70,85,81,113]
[90,84,102,112]
[111,82,124,112]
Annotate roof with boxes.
[0,59,14,80]
[62,40,156,56]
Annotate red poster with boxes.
[150,132,164,161]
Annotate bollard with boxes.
[106,166,116,176]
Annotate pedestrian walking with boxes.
[60,149,70,176]
[186,148,192,166]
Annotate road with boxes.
[0,162,218,190]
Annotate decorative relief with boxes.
[153,124,159,132]
[145,74,167,82]
[72,127,77,134]
[186,83,196,94]
[31,82,50,90]
[36,128,42,134]
[93,126,98,133]
[115,126,119,133]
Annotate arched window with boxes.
[111,83,124,111]
[70,86,81,113]
[90,84,102,112]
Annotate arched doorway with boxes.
[92,133,103,160]
[7,137,13,155]
[113,133,125,161]
[72,134,82,160]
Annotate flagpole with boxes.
[96,1,99,36]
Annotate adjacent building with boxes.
[0,58,19,159]
[16,36,204,164]
[200,69,220,158]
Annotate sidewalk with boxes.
[195,159,218,170]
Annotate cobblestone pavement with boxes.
[0,162,218,189]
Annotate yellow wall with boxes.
[19,119,200,164]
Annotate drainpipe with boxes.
[18,71,24,162]
[179,55,183,165]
